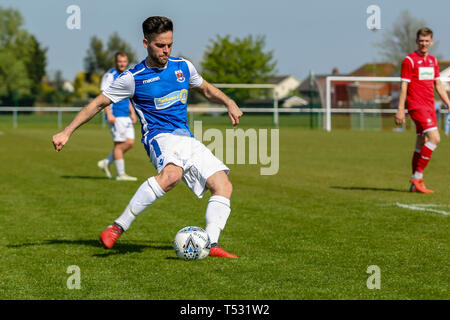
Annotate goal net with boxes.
[325,76,450,131]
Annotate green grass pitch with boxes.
[0,114,448,299]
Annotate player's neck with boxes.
[416,50,429,58]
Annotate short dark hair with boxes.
[114,51,128,60]
[142,16,173,40]
[416,27,433,39]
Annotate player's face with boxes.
[416,35,433,55]
[115,55,129,73]
[144,31,173,67]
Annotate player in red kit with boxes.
[395,28,450,193]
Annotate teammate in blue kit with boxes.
[97,51,138,181]
[52,16,243,258]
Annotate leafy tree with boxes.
[380,10,440,73]
[25,35,47,98]
[107,32,137,64]
[0,7,47,105]
[201,35,277,103]
[73,71,101,100]
[84,32,137,76]
[84,36,109,75]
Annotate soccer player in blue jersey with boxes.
[52,16,243,258]
[97,51,138,181]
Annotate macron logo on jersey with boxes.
[143,76,160,84]
[154,89,188,110]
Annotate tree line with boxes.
[0,7,439,107]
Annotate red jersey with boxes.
[400,51,440,111]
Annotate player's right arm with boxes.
[396,81,408,125]
[396,57,412,125]
[53,71,135,152]
[100,72,116,124]
[52,94,112,152]
[104,105,116,124]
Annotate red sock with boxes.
[415,142,436,174]
[412,150,421,174]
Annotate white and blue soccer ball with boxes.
[173,226,211,260]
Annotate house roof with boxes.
[268,75,296,84]
[439,60,450,72]
[349,62,396,77]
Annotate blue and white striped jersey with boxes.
[102,57,203,141]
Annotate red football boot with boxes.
[99,224,123,249]
[409,179,434,194]
[209,246,238,258]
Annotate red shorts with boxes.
[408,108,437,135]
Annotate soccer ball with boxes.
[173,226,211,260]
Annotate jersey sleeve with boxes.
[102,72,135,103]
[434,57,440,80]
[100,72,114,92]
[401,57,413,82]
[183,59,204,88]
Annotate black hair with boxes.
[142,16,173,40]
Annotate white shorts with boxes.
[109,117,135,142]
[144,133,230,198]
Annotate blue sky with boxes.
[2,0,450,81]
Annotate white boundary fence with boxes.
[0,83,300,129]
[0,105,324,129]
[325,76,450,132]
[1,80,449,129]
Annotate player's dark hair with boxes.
[114,51,128,60]
[142,16,173,41]
[416,27,433,39]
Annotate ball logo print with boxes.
[183,235,200,259]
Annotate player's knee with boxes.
[223,179,233,198]
[125,141,134,150]
[433,135,441,145]
[427,132,440,145]
[157,166,182,191]
[211,176,232,198]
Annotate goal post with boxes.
[325,76,450,132]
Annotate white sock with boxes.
[205,195,231,244]
[105,152,114,166]
[115,177,165,231]
[115,159,125,176]
[412,171,424,180]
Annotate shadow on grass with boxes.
[61,175,110,180]
[331,186,408,193]
[6,239,173,257]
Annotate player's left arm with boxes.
[194,80,243,126]
[435,79,450,112]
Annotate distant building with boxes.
[62,81,75,93]
[298,67,342,108]
[268,75,301,99]
[347,62,398,105]
[242,74,305,108]
[439,60,450,92]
